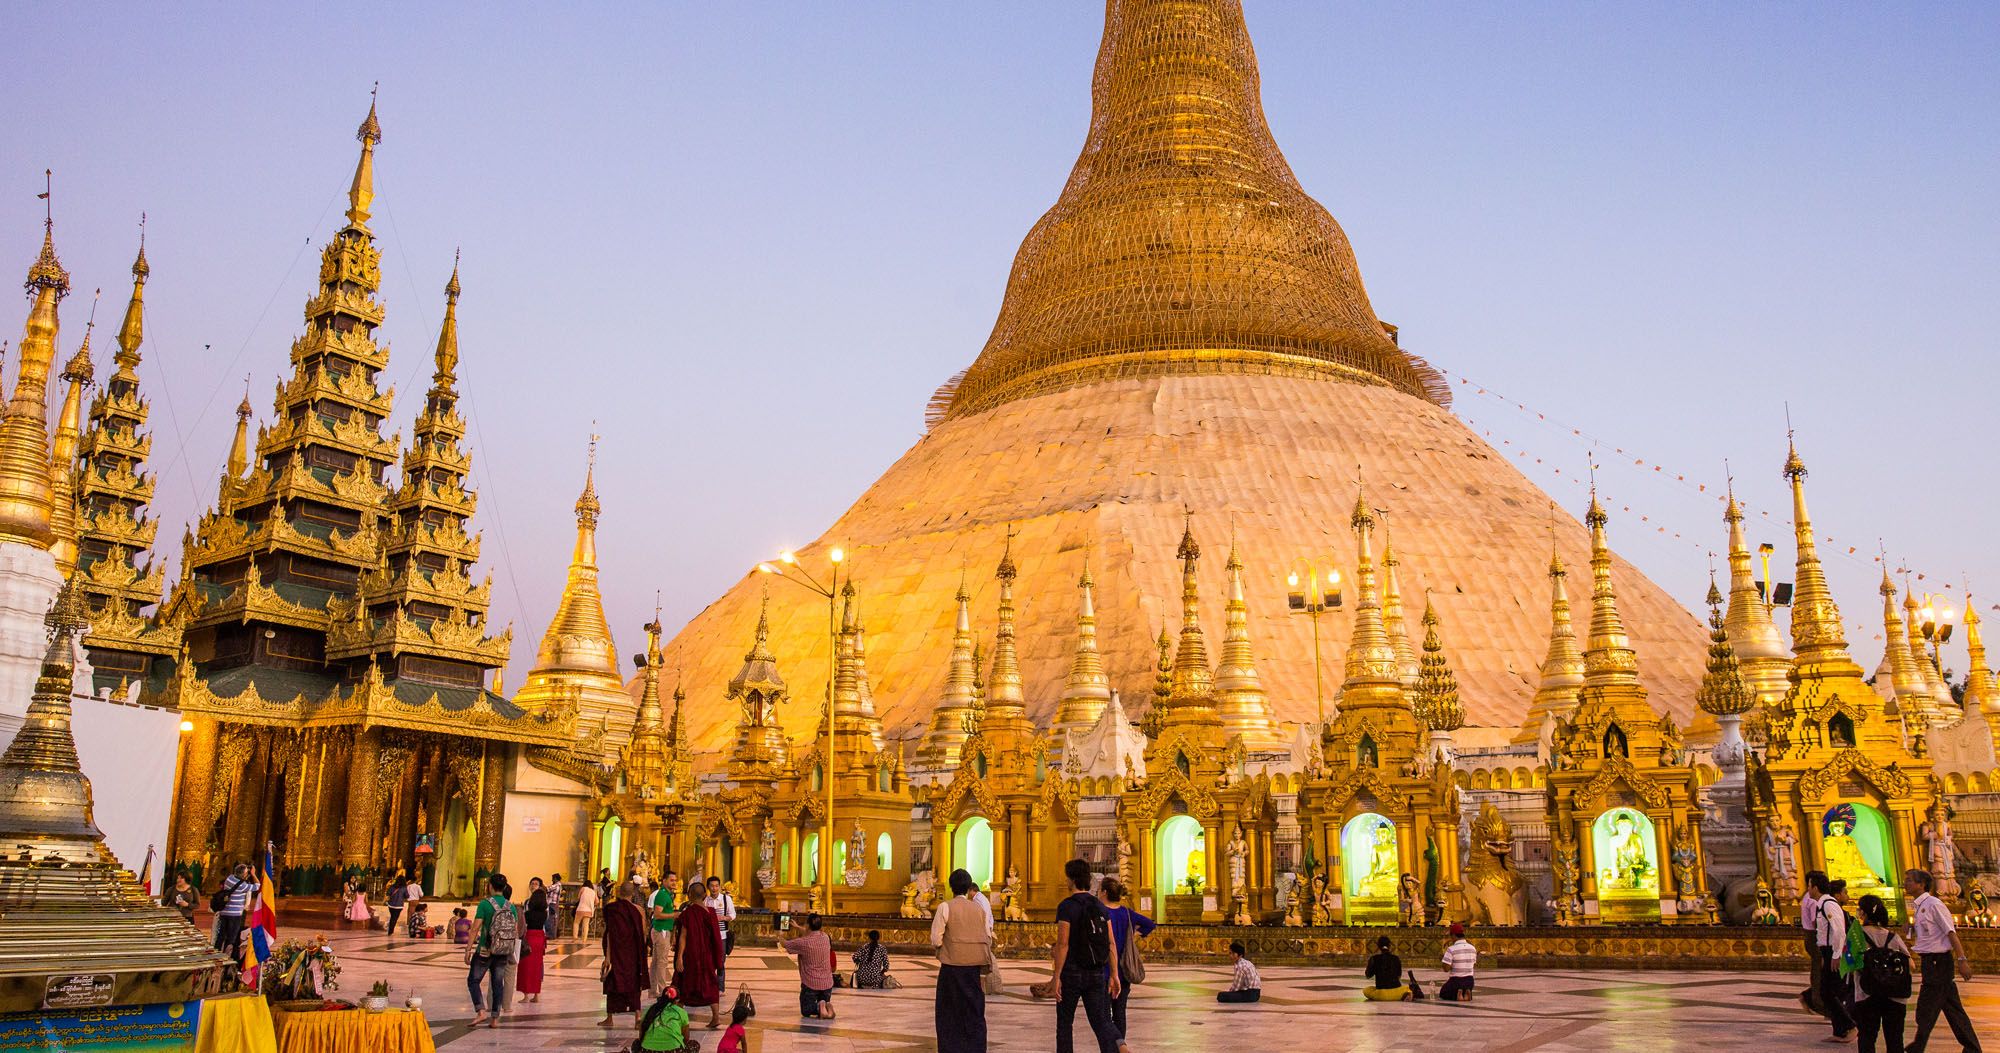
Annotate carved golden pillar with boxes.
[224,733,270,867]
[392,758,421,874]
[341,728,382,868]
[171,717,220,870]
[1008,807,1029,887]
[474,744,507,875]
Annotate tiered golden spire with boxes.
[77,233,177,665]
[1696,577,1754,718]
[1879,571,1930,719]
[1415,597,1464,733]
[1721,488,1792,707]
[1055,558,1112,733]
[918,572,980,766]
[726,589,788,772]
[1964,599,1995,715]
[1782,440,1857,669]
[48,296,96,574]
[1150,623,1173,719]
[1214,535,1279,744]
[1341,489,1401,691]
[224,387,252,483]
[1581,488,1642,689]
[940,0,1446,420]
[622,614,668,797]
[0,208,69,549]
[0,583,228,1010]
[1515,540,1586,744]
[537,443,615,670]
[1164,518,1221,727]
[1381,532,1422,689]
[983,531,1029,728]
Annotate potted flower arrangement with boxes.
[363,981,390,1013]
[261,935,344,1008]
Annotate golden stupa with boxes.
[659,0,1708,753]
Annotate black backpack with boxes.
[209,877,235,913]
[1072,894,1113,972]
[1858,930,1912,1000]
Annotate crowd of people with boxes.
[160,855,1986,1052]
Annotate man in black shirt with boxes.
[1363,936,1412,1001]
[1049,858,1121,1053]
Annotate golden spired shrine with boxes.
[645,0,1990,942]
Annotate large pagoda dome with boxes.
[658,0,1708,754]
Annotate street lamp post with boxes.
[758,546,844,913]
[1286,559,1342,737]
[1918,595,1956,691]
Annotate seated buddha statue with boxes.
[1822,818,1880,890]
[1354,823,1399,900]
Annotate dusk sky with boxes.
[8,2,1996,691]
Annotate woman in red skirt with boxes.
[518,877,550,1003]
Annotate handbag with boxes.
[1117,913,1146,985]
[732,984,756,1018]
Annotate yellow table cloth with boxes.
[269,1006,434,1053]
[195,993,278,1053]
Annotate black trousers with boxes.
[386,906,403,936]
[1216,988,1261,1003]
[1910,952,1982,1053]
[213,914,245,955]
[1855,994,1906,1053]
[1440,976,1475,1002]
[1110,973,1132,1038]
[1820,953,1856,1036]
[1056,966,1119,1053]
[935,963,987,1053]
[1801,930,1825,1013]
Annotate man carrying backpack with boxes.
[1903,868,1982,1053]
[1850,893,1912,1053]
[467,874,521,1029]
[210,863,256,956]
[1049,858,1120,1053]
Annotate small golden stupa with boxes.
[0,583,227,1013]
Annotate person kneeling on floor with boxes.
[1439,924,1477,1002]
[632,984,697,1053]
[1362,936,1412,1001]
[1217,942,1262,1004]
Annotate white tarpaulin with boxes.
[68,697,178,892]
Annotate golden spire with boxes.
[1214,534,1279,743]
[224,384,253,482]
[623,613,667,796]
[919,572,979,765]
[1168,516,1217,705]
[1581,487,1641,688]
[345,87,382,231]
[1415,597,1464,732]
[1696,575,1754,717]
[1783,439,1854,665]
[434,251,461,386]
[48,294,97,575]
[939,0,1446,421]
[534,439,616,673]
[0,581,229,1004]
[1056,557,1112,732]
[1879,572,1930,715]
[114,221,146,373]
[1342,488,1401,689]
[1380,528,1422,688]
[0,206,69,549]
[985,529,1027,723]
[1964,599,1996,715]
[1721,485,1791,706]
[850,595,882,719]
[1514,540,1586,744]
[1152,622,1173,711]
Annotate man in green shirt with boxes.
[648,871,681,995]
[467,874,519,1028]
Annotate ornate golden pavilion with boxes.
[147,103,575,894]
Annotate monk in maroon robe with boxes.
[599,884,650,1028]
[673,896,725,1028]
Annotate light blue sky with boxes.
[7,2,1996,688]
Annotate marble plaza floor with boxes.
[317,928,1999,1051]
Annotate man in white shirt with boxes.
[1440,923,1477,1002]
[705,876,738,987]
[1902,868,1981,1053]
[1797,870,1826,1015]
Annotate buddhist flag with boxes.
[245,842,280,984]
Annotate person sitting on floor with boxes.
[634,984,695,1052]
[450,907,473,944]
[852,929,892,988]
[1363,936,1412,1001]
[1439,924,1477,1002]
[1217,941,1262,1004]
